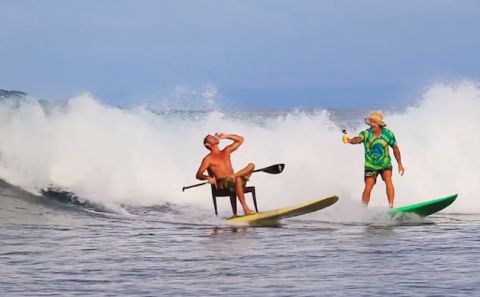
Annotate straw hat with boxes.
[365,111,387,127]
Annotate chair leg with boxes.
[229,193,237,216]
[252,188,258,212]
[212,196,218,216]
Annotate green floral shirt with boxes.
[358,128,397,170]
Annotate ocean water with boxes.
[1,82,480,296]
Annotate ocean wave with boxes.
[0,81,478,215]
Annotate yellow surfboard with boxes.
[227,196,339,225]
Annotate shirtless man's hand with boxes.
[215,132,227,140]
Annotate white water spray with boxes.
[0,81,478,214]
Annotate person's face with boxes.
[204,134,219,149]
[369,121,381,131]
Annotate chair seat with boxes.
[213,186,255,196]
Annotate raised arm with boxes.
[347,136,364,144]
[196,156,215,184]
[393,145,405,176]
[217,133,244,153]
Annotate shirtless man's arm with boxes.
[217,133,244,152]
[196,156,215,184]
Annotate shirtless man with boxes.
[196,133,255,215]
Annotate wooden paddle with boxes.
[182,163,285,192]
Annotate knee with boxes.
[382,176,393,184]
[365,178,376,187]
[364,186,373,193]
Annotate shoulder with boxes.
[360,129,370,137]
[383,128,396,137]
[202,154,212,162]
[383,128,397,145]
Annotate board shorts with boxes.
[364,166,392,179]
[217,176,249,191]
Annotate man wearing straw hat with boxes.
[344,112,405,208]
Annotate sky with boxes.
[1,0,479,110]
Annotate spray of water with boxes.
[0,81,478,216]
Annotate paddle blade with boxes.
[257,163,285,174]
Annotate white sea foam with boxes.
[0,81,478,215]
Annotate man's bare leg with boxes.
[234,176,254,215]
[234,163,255,215]
[234,163,255,179]
[381,169,395,208]
[362,177,376,205]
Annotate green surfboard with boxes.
[390,194,458,217]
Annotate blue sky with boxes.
[1,0,479,110]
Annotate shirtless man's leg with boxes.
[234,163,255,214]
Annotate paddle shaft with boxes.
[182,163,284,191]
